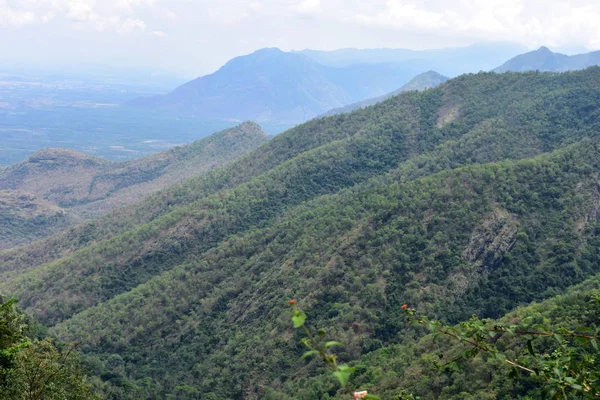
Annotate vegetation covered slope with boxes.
[0,190,70,250]
[281,274,600,399]
[494,46,600,73]
[323,71,449,116]
[57,139,600,399]
[3,68,600,398]
[4,67,600,282]
[0,122,267,249]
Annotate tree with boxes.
[0,297,99,400]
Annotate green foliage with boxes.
[289,300,381,399]
[0,297,99,400]
[402,296,600,399]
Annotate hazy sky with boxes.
[2,0,599,77]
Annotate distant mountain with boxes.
[129,43,526,125]
[323,70,448,116]
[0,122,267,249]
[296,41,528,74]
[494,46,600,72]
[129,48,437,124]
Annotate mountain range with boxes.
[295,41,528,72]
[129,48,423,124]
[128,43,529,124]
[2,67,600,398]
[128,43,600,126]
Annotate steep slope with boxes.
[129,48,448,124]
[0,190,70,249]
[0,122,267,249]
[4,68,600,319]
[57,140,600,399]
[281,274,600,399]
[494,46,600,73]
[323,71,448,116]
[3,69,600,398]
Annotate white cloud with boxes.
[294,0,322,14]
[339,0,600,50]
[114,17,146,34]
[0,0,35,26]
[151,29,167,37]
[163,9,177,20]
[0,0,156,34]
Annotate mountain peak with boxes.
[536,46,553,53]
[251,47,285,55]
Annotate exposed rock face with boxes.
[463,207,518,270]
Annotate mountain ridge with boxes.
[322,70,449,116]
[0,121,267,249]
[128,42,527,125]
[494,46,600,72]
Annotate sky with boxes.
[1,0,600,77]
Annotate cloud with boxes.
[294,0,322,14]
[163,9,177,20]
[341,0,600,50]
[0,0,35,26]
[0,0,155,34]
[151,29,168,37]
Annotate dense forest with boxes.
[2,68,600,399]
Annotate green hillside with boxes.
[0,190,71,249]
[0,122,267,249]
[281,274,600,399]
[2,68,600,399]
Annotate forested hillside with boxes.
[0,122,267,249]
[2,68,600,399]
[282,274,600,399]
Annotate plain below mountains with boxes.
[128,43,526,124]
[0,122,267,249]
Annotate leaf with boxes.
[568,383,583,391]
[333,370,352,387]
[364,395,381,399]
[574,336,589,345]
[325,341,343,348]
[292,312,307,328]
[527,340,535,356]
[301,350,318,359]
[591,339,599,351]
[574,326,594,334]
[532,324,549,332]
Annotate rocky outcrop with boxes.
[463,207,518,270]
